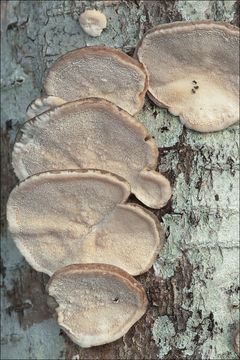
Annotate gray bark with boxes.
[1,1,239,359]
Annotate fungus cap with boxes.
[136,21,239,132]
[7,169,163,276]
[26,96,66,120]
[12,98,171,209]
[45,46,148,115]
[46,263,148,347]
[234,330,240,356]
[79,10,107,37]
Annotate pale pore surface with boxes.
[79,10,107,37]
[13,99,171,208]
[137,22,239,132]
[26,96,66,120]
[45,47,147,115]
[47,265,147,347]
[7,170,162,276]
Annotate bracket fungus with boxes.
[79,10,107,37]
[46,263,148,347]
[44,46,148,115]
[234,330,240,356]
[26,96,66,120]
[7,169,163,276]
[12,98,171,209]
[136,21,239,132]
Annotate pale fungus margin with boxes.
[46,263,148,348]
[7,169,164,277]
[79,10,107,37]
[45,46,148,115]
[12,98,171,209]
[136,21,239,132]
[26,96,66,120]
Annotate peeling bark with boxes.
[1,1,239,359]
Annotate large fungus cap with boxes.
[7,169,163,276]
[46,263,148,347]
[45,46,148,115]
[12,98,171,209]
[136,21,239,132]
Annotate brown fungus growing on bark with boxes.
[233,330,240,356]
[7,169,163,276]
[136,21,239,132]
[12,98,171,209]
[79,10,107,37]
[46,263,148,347]
[45,46,148,115]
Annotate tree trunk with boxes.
[1,1,239,359]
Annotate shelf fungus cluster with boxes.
[7,20,239,348]
[8,45,170,347]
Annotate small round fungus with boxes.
[12,98,171,209]
[46,263,148,347]
[136,21,239,132]
[79,10,107,37]
[44,46,148,115]
[26,96,66,120]
[7,169,163,276]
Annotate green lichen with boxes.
[135,99,183,148]
[152,316,176,357]
[176,0,236,22]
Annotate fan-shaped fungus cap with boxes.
[26,96,66,120]
[46,263,148,347]
[79,10,107,37]
[44,46,148,115]
[7,169,163,276]
[12,98,171,209]
[136,21,239,132]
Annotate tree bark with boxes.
[1,1,239,359]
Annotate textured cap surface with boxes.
[47,263,148,347]
[26,96,66,120]
[136,21,239,132]
[13,98,171,208]
[45,46,148,115]
[7,169,163,276]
